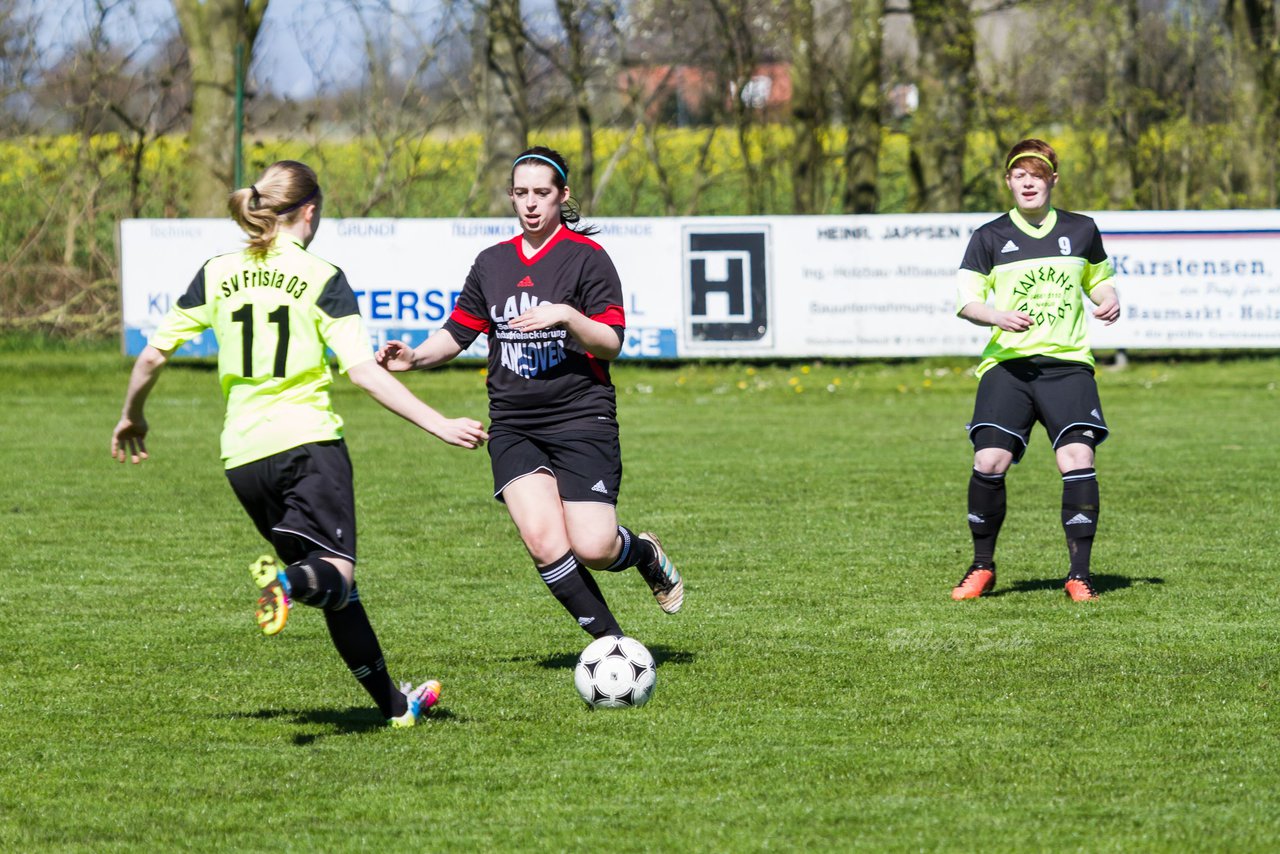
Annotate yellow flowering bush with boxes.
[0,120,1259,338]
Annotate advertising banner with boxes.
[120,210,1280,359]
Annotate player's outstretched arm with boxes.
[112,344,173,464]
[375,328,464,372]
[1090,285,1120,326]
[346,359,487,449]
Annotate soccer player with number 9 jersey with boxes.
[951,139,1121,603]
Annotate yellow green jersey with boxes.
[149,234,373,468]
[957,208,1116,377]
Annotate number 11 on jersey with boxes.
[230,304,291,378]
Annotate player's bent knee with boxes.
[291,555,353,610]
[1055,443,1095,472]
[971,427,1020,473]
[521,530,573,567]
[973,447,1014,475]
[574,540,621,570]
[313,552,354,580]
[569,525,626,569]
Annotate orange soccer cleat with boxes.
[1064,576,1099,602]
[951,564,996,600]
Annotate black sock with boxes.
[283,557,351,610]
[538,551,622,638]
[323,588,406,719]
[600,526,657,572]
[1062,468,1099,578]
[968,469,1006,567]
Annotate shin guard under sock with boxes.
[538,551,622,638]
[968,469,1007,567]
[1062,468,1099,578]
[323,593,404,719]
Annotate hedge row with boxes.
[0,122,1261,338]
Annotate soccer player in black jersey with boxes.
[378,146,683,640]
[951,139,1120,602]
[112,160,488,726]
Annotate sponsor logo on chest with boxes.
[490,290,569,380]
[490,290,543,323]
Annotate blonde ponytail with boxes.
[227,161,323,259]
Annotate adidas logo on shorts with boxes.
[591,480,608,494]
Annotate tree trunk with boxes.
[708,0,763,213]
[789,0,824,214]
[172,0,267,216]
[478,0,529,216]
[907,0,973,212]
[554,0,610,212]
[840,0,882,213]
[1104,0,1141,208]
[1224,0,1280,206]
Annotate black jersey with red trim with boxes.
[444,227,625,431]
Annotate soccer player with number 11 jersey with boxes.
[112,160,488,727]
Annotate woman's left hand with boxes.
[1092,292,1120,326]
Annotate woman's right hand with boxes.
[430,417,489,449]
[111,416,150,464]
[376,340,416,372]
[993,310,1033,333]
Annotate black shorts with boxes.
[487,425,622,505]
[968,357,1109,463]
[225,440,357,564]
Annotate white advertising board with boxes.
[120,210,1280,359]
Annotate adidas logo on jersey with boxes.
[1000,240,1019,254]
[591,480,609,494]
[1090,409,1101,419]
[1065,513,1094,525]
[516,275,535,288]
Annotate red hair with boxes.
[1004,139,1058,180]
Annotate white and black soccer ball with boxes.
[574,635,657,709]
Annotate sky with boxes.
[31,0,448,99]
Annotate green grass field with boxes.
[3,350,1278,852]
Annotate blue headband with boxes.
[512,154,567,183]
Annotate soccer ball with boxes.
[574,635,657,709]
